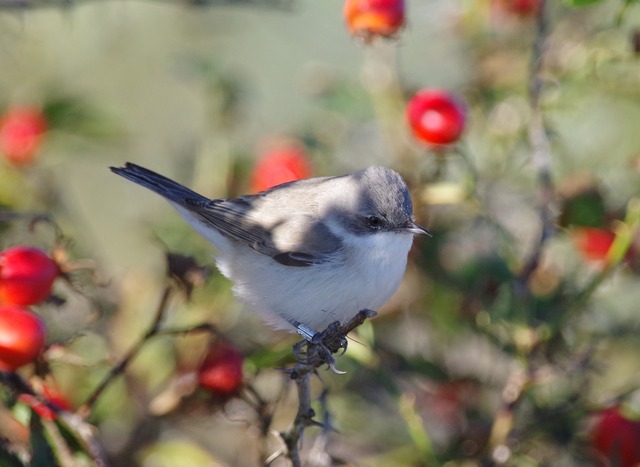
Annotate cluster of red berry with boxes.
[343,0,541,42]
[0,246,58,372]
[0,243,246,408]
[0,246,73,418]
[342,0,468,147]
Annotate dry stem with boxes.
[280,309,376,467]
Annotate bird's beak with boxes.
[405,221,432,237]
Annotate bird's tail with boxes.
[110,162,208,205]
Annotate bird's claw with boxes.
[328,362,346,375]
[292,339,308,361]
[291,309,377,371]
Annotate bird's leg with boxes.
[291,309,378,371]
[293,323,317,342]
[291,321,318,361]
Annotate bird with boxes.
[111,162,429,339]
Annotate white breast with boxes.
[217,230,414,333]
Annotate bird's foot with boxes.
[291,309,377,373]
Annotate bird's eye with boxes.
[367,216,383,229]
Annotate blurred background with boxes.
[2,0,640,465]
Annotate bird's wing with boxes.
[110,163,344,267]
[190,197,345,267]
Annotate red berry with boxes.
[343,0,405,42]
[18,385,72,421]
[0,246,59,306]
[571,227,634,265]
[0,107,48,166]
[250,139,312,193]
[406,89,467,146]
[496,0,541,17]
[0,304,46,372]
[590,406,640,467]
[197,342,244,396]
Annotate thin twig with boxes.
[283,369,314,467]
[241,383,273,436]
[80,285,172,413]
[153,322,218,337]
[614,0,634,27]
[262,373,295,465]
[0,0,294,10]
[485,364,531,464]
[0,209,65,248]
[0,371,36,395]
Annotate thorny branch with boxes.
[487,1,554,462]
[280,309,376,467]
[520,0,555,282]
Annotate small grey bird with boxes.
[111,163,429,338]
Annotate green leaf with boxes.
[42,95,121,141]
[398,393,439,466]
[138,440,223,467]
[246,344,293,370]
[564,0,605,5]
[559,190,606,228]
[53,419,88,456]
[29,410,95,467]
[29,414,59,467]
[401,357,449,380]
